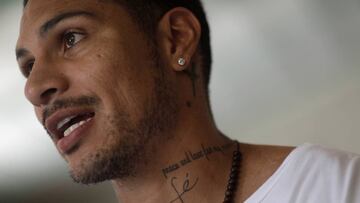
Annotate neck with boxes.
[111,108,236,203]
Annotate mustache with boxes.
[42,96,100,125]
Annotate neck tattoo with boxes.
[223,141,242,203]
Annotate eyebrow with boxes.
[40,10,96,36]
[16,10,96,61]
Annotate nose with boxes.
[25,61,69,107]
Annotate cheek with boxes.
[69,41,156,120]
[95,65,154,124]
[67,56,134,119]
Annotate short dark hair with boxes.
[23,0,212,91]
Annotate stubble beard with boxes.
[69,70,178,185]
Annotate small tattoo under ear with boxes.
[186,101,192,108]
[184,63,198,97]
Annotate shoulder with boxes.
[240,143,295,172]
[240,143,295,162]
[248,144,360,203]
[237,143,295,201]
[244,143,360,203]
[244,143,360,169]
[286,144,360,202]
[290,143,360,171]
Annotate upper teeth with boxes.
[57,115,77,130]
[64,118,92,137]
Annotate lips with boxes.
[45,108,95,154]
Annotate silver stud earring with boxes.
[178,57,186,66]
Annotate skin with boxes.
[16,0,295,202]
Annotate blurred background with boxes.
[1,0,360,202]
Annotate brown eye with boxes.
[64,32,85,49]
[24,61,34,77]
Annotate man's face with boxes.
[16,0,178,183]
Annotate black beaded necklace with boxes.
[223,142,242,203]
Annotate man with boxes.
[15,0,360,202]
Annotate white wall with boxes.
[207,0,360,152]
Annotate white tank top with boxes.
[245,143,360,203]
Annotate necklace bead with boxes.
[223,142,241,203]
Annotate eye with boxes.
[63,32,85,49]
[23,60,34,78]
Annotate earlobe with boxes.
[178,57,186,66]
[156,7,201,72]
[174,57,187,71]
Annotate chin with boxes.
[67,133,143,184]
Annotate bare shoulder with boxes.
[240,143,295,163]
[240,143,295,176]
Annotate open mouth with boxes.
[44,110,96,154]
[57,112,95,138]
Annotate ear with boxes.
[156,7,201,72]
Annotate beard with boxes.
[69,72,179,184]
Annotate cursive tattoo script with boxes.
[162,143,232,178]
[169,173,199,203]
